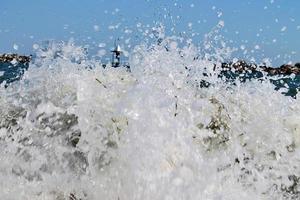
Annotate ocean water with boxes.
[0,37,300,200]
[0,62,29,86]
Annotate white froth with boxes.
[0,38,299,200]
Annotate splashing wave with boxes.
[0,38,299,200]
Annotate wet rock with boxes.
[217,60,300,98]
[281,175,300,199]
[219,60,264,83]
[221,60,258,73]
[69,193,81,200]
[264,64,300,75]
[220,60,300,76]
[200,97,231,151]
[0,54,31,64]
[68,130,81,147]
[69,192,88,200]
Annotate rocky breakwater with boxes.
[262,63,300,76]
[219,60,300,97]
[220,60,300,76]
[0,54,31,64]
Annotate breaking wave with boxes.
[0,35,300,200]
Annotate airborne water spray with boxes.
[0,19,300,200]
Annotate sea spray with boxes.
[0,38,299,199]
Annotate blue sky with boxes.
[0,0,299,65]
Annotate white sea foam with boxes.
[0,36,299,200]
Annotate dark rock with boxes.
[69,193,82,200]
[220,60,300,76]
[281,175,300,198]
[215,60,300,98]
[219,60,264,83]
[0,54,31,64]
